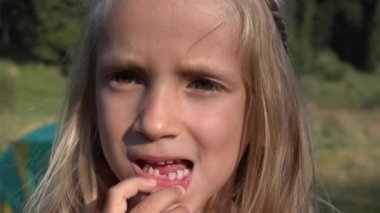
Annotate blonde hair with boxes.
[24,0,314,212]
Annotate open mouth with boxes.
[132,158,194,188]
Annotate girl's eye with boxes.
[110,71,143,85]
[190,78,219,91]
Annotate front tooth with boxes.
[148,167,154,175]
[157,161,165,165]
[153,169,160,177]
[183,169,190,176]
[168,172,176,180]
[176,170,184,180]
[143,165,150,172]
[166,160,174,164]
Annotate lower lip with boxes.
[132,163,193,189]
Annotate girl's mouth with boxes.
[132,158,194,189]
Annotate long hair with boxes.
[207,0,314,212]
[23,1,112,212]
[24,0,314,212]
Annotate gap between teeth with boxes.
[143,165,190,180]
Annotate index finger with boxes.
[103,177,157,212]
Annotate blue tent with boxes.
[0,123,57,213]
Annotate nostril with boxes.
[132,117,178,141]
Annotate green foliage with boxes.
[289,36,315,74]
[337,0,363,27]
[0,0,83,65]
[368,3,380,70]
[298,0,317,40]
[32,0,82,63]
[301,51,380,109]
[315,116,350,149]
[288,0,380,71]
[313,1,335,47]
[314,50,349,81]
[286,0,380,110]
[287,0,317,74]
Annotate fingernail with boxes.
[181,204,192,213]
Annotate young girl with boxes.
[24,0,314,212]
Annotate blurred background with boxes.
[0,0,379,212]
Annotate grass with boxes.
[0,59,66,151]
[298,51,380,212]
[309,104,380,212]
[1,58,380,212]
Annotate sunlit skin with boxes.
[95,0,246,212]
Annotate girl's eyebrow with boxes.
[179,63,236,84]
[98,55,144,71]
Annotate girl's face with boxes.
[96,0,245,211]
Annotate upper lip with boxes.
[129,154,194,163]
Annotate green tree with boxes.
[0,0,35,53]
[287,0,317,74]
[32,0,82,65]
[0,0,82,71]
[368,1,380,70]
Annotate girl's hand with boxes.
[102,177,191,213]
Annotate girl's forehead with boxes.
[100,0,242,67]
[108,0,237,19]
[103,0,240,42]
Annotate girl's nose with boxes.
[132,87,180,141]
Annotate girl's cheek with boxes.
[97,91,142,181]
